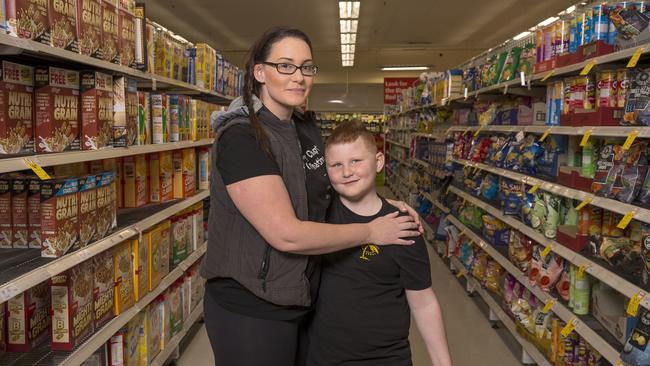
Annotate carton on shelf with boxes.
[6,282,50,352]
[118,7,136,68]
[101,0,119,64]
[113,77,138,147]
[131,238,149,302]
[77,0,102,58]
[27,178,41,249]
[122,154,148,208]
[7,0,51,44]
[146,220,170,291]
[113,240,135,315]
[11,176,28,248]
[149,151,173,203]
[80,71,113,150]
[0,61,34,155]
[92,250,115,329]
[40,177,79,258]
[77,174,97,250]
[49,0,79,52]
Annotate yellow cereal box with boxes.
[143,296,163,362]
[123,154,148,208]
[147,220,170,291]
[131,238,149,302]
[173,149,195,199]
[195,43,215,90]
[113,240,135,315]
[124,310,144,366]
[148,151,173,203]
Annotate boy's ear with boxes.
[375,152,385,173]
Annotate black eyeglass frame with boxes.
[261,61,319,76]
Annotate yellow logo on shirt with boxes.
[360,244,380,261]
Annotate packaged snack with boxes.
[0,61,34,155]
[499,47,522,83]
[484,260,503,293]
[624,68,650,126]
[643,223,650,290]
[6,282,50,352]
[556,266,570,301]
[538,253,564,292]
[113,240,135,315]
[508,231,533,273]
[49,0,78,52]
[592,143,619,198]
[150,93,167,144]
[472,252,488,282]
[78,0,103,58]
[602,210,625,237]
[573,264,590,315]
[34,67,80,152]
[621,308,650,365]
[599,237,632,266]
[480,174,499,200]
[173,148,196,199]
[11,176,28,249]
[147,221,171,291]
[93,250,115,329]
[80,71,113,150]
[149,151,174,203]
[112,77,138,147]
[501,178,525,216]
[77,175,97,249]
[27,178,41,249]
[168,95,181,142]
[482,214,509,247]
[7,0,50,44]
[123,154,148,208]
[544,193,561,240]
[101,0,119,64]
[50,260,94,351]
[41,177,79,258]
[118,8,135,68]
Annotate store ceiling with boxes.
[148,0,574,84]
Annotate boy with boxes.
[307,121,452,366]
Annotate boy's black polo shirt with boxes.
[307,196,432,366]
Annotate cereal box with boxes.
[168,281,183,336]
[186,262,204,312]
[150,93,167,144]
[172,148,196,199]
[101,0,119,64]
[170,214,187,269]
[0,61,34,155]
[148,151,173,203]
[192,203,204,251]
[115,158,123,209]
[112,77,137,147]
[95,171,115,240]
[7,0,51,44]
[197,147,210,191]
[183,211,193,256]
[103,160,118,230]
[195,43,215,90]
[131,238,149,302]
[136,91,150,145]
[145,19,155,74]
[123,311,144,366]
[123,154,147,208]
[153,29,171,78]
[168,95,180,142]
[133,4,145,68]
[11,176,28,248]
[92,250,115,329]
[118,8,135,68]
[143,297,162,363]
[0,176,11,248]
[49,0,78,52]
[34,66,80,153]
[80,71,113,150]
[50,260,94,351]
[77,0,102,58]
[40,177,79,258]
[0,303,6,352]
[27,178,41,249]
[147,220,170,291]
[113,240,135,315]
[107,329,125,365]
[160,292,171,348]
[77,175,97,249]
[7,282,50,352]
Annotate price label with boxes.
[623,129,640,150]
[543,299,556,314]
[503,84,509,95]
[541,244,553,259]
[577,264,589,277]
[0,284,20,303]
[22,158,51,180]
[520,71,526,86]
[528,183,541,194]
[539,128,552,142]
[474,126,483,138]
[515,130,525,142]
[627,290,646,317]
[541,70,555,82]
[456,271,465,279]
[617,209,637,230]
[580,60,596,76]
[151,77,157,91]
[446,127,454,135]
[580,129,593,147]
[560,318,578,337]
[575,197,593,211]
[473,166,480,174]
[463,127,471,135]
[628,47,645,68]
[614,359,627,366]
[464,87,468,99]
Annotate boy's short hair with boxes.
[326,120,377,153]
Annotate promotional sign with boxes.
[384,77,418,105]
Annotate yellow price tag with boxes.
[541,244,553,259]
[628,47,645,68]
[614,359,626,366]
[541,70,555,82]
[446,185,451,194]
[580,60,596,76]
[617,209,637,230]
[463,127,471,135]
[528,183,541,194]
[623,129,640,151]
[473,126,483,138]
[539,128,552,142]
[456,271,465,279]
[575,197,593,211]
[22,158,51,180]
[627,290,646,317]
[473,166,480,174]
[542,299,555,314]
[560,318,578,337]
[580,129,593,147]
[577,264,589,277]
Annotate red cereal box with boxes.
[0,61,34,155]
[49,0,79,52]
[80,71,113,150]
[92,250,115,329]
[40,177,79,257]
[11,176,28,249]
[27,178,41,249]
[118,8,135,68]
[50,260,94,351]
[101,1,120,64]
[34,66,80,153]
[6,281,50,352]
[7,0,51,45]
[0,176,11,249]
[77,175,97,249]
[77,0,102,58]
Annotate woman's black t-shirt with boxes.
[207,107,330,321]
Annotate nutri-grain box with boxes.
[92,250,115,329]
[77,0,102,58]
[40,177,79,258]
[7,0,51,44]
[49,0,78,52]
[112,76,137,147]
[77,174,97,249]
[50,259,94,351]
[34,66,80,153]
[27,178,41,249]
[149,151,173,203]
[95,171,115,240]
[113,240,134,315]
[0,176,11,248]
[0,61,34,155]
[80,71,113,150]
[11,176,28,249]
[147,220,170,291]
[118,8,135,68]
[101,0,119,64]
[6,281,50,352]
[131,238,149,301]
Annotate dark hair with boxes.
[243,27,313,154]
[326,120,377,153]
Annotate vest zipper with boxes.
[258,245,272,292]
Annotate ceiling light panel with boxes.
[341,53,354,62]
[340,20,358,33]
[341,44,356,53]
[339,1,360,19]
[342,61,354,67]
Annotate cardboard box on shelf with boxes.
[27,178,41,249]
[197,147,210,191]
[92,250,115,329]
[168,95,180,142]
[95,171,116,240]
[150,93,167,144]
[147,220,170,291]
[6,281,50,352]
[195,43,215,90]
[101,0,119,64]
[113,77,138,147]
[49,0,78,52]
[113,240,135,315]
[123,311,145,365]
[0,61,34,155]
[77,0,102,58]
[133,4,145,68]
[143,297,163,363]
[11,176,28,249]
[77,174,97,249]
[168,280,183,336]
[170,214,188,269]
[122,154,147,208]
[118,8,136,68]
[137,91,151,145]
[40,177,79,258]
[149,151,173,203]
[107,328,125,366]
[7,0,51,44]
[154,28,172,78]
[80,71,113,150]
[173,148,195,199]
[131,238,149,302]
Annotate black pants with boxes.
[203,290,310,366]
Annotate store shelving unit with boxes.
[386,139,410,149]
[446,125,650,138]
[150,303,205,366]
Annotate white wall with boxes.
[308,83,383,112]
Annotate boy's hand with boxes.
[385,199,425,235]
[368,212,420,245]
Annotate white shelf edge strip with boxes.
[448,256,553,366]
[0,139,214,174]
[61,243,207,366]
[446,215,620,363]
[0,190,210,304]
[449,185,650,311]
[150,302,204,366]
[446,125,650,138]
[451,158,650,225]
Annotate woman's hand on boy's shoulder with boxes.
[385,199,424,235]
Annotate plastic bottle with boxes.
[581,140,596,178]
[569,264,576,309]
[573,264,590,315]
[592,3,610,42]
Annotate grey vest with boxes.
[200,101,311,307]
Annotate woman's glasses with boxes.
[262,62,319,76]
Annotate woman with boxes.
[201,27,421,366]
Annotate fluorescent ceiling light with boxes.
[381,66,429,71]
[342,53,354,62]
[537,16,559,27]
[340,20,358,33]
[329,99,345,104]
[513,31,531,40]
[339,1,360,19]
[565,5,576,14]
[341,44,356,53]
[342,61,354,67]
[341,33,357,44]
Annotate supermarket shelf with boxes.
[59,243,207,366]
[446,215,621,364]
[413,158,431,169]
[0,190,209,304]
[386,139,410,149]
[421,191,451,214]
[0,33,234,103]
[448,256,553,366]
[150,303,205,366]
[446,125,650,138]
[388,126,416,132]
[448,185,650,313]
[451,157,650,225]
[0,139,214,174]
